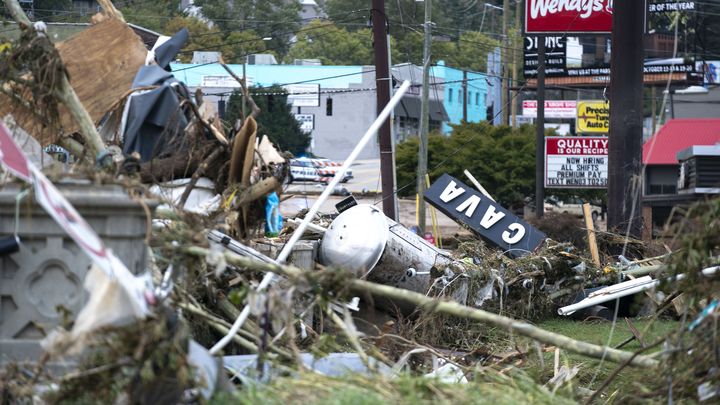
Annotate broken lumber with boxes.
[3,0,108,158]
[583,202,601,267]
[183,246,660,368]
[56,18,147,135]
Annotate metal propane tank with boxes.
[318,205,468,307]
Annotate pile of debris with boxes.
[0,1,718,403]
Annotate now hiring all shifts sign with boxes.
[424,174,546,258]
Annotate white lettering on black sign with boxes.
[425,174,546,257]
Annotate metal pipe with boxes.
[559,266,719,316]
[209,81,412,355]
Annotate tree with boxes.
[193,0,301,56]
[323,1,498,72]
[396,122,536,208]
[218,30,269,64]
[440,31,498,72]
[20,0,73,22]
[119,0,182,33]
[163,16,223,63]
[396,122,606,209]
[225,86,310,155]
[285,20,375,65]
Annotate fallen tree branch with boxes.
[230,177,280,209]
[178,145,224,207]
[183,99,228,145]
[219,60,260,119]
[183,246,659,368]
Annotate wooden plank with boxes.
[582,202,600,265]
[56,18,147,134]
[583,202,601,267]
[624,318,646,348]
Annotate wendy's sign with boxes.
[424,174,546,257]
[525,0,613,34]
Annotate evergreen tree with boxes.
[226,86,310,155]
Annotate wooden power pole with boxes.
[417,0,431,232]
[371,0,397,220]
[535,36,545,219]
[511,0,521,127]
[462,70,468,122]
[607,0,644,235]
[500,0,509,125]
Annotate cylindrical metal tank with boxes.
[319,204,464,298]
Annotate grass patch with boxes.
[213,371,577,405]
[524,317,679,401]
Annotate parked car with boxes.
[544,196,602,221]
[288,158,319,183]
[288,157,353,184]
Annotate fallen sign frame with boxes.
[424,174,546,258]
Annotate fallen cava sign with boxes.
[424,174,546,257]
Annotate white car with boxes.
[544,196,602,221]
[288,159,319,183]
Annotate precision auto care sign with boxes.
[424,174,546,257]
[525,0,613,34]
[545,136,608,188]
[576,100,610,133]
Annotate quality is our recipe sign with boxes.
[545,136,608,189]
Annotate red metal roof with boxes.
[643,119,720,165]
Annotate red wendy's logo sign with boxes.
[525,0,613,34]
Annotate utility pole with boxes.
[371,0,397,220]
[462,70,468,122]
[608,0,644,235]
[535,36,545,219]
[651,86,657,135]
[500,0,509,125]
[417,0,431,232]
[510,0,521,127]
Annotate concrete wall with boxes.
[306,91,380,160]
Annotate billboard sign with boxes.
[525,0,613,34]
[285,84,321,107]
[545,136,608,188]
[522,100,577,119]
[424,174,546,257]
[648,1,695,13]
[524,36,567,77]
[201,75,252,88]
[576,100,610,133]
